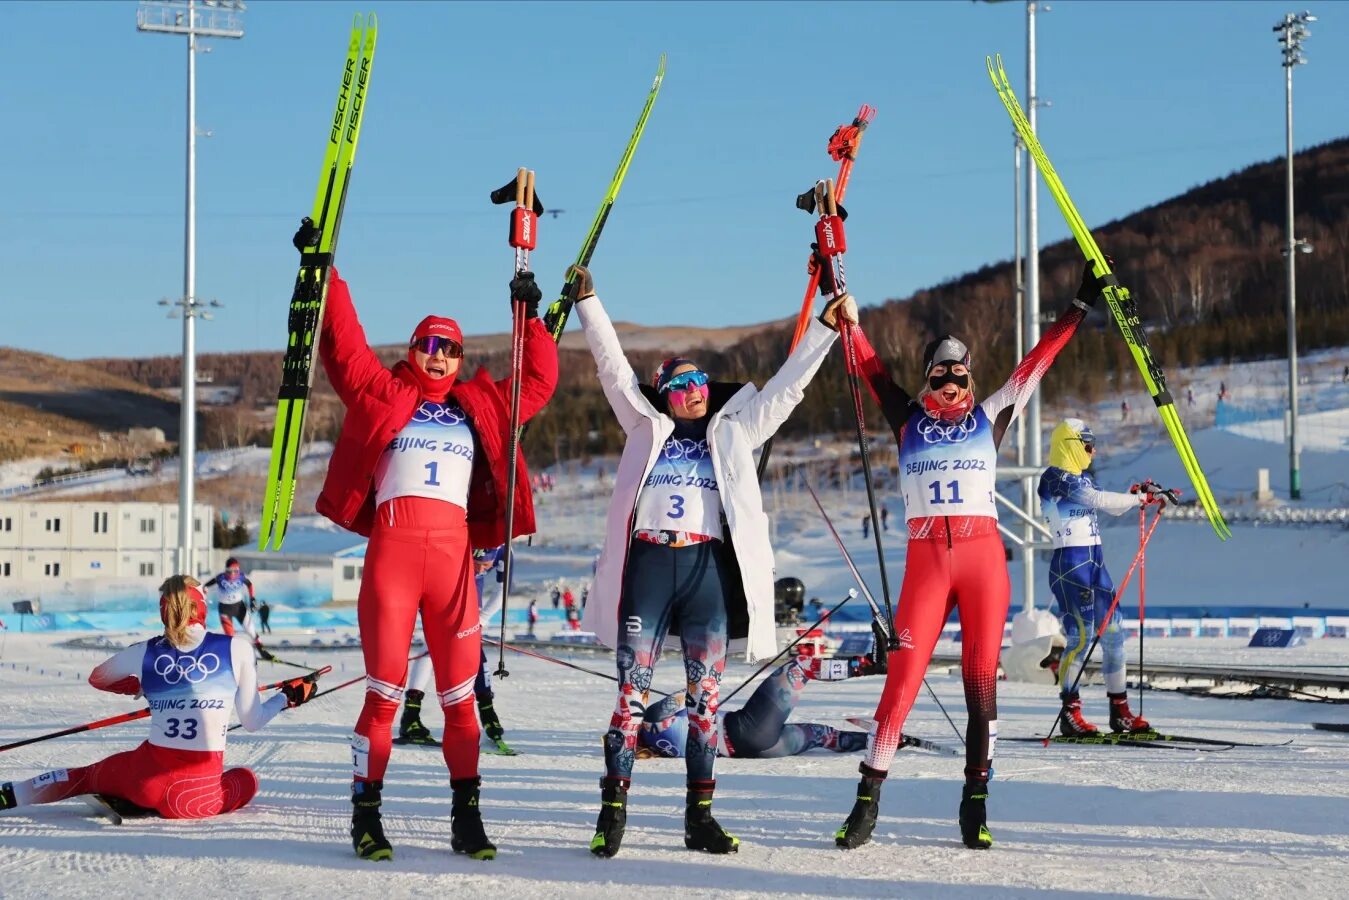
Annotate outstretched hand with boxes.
[292,217,319,253]
[1131,479,1181,508]
[820,293,858,332]
[568,265,595,300]
[510,272,542,319]
[1075,256,1115,307]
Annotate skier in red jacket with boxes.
[300,222,558,862]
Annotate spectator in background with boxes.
[1185,387,1194,408]
[861,515,870,539]
[880,506,889,532]
[257,599,272,635]
[1120,399,1130,422]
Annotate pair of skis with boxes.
[986,54,1230,541]
[259,15,378,551]
[1005,732,1293,752]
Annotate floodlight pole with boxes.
[138,0,245,576]
[1274,11,1313,500]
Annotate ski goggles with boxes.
[659,370,709,394]
[410,335,464,359]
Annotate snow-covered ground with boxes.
[1,631,1347,899]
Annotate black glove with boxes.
[1075,256,1114,307]
[254,641,277,663]
[280,672,321,708]
[510,272,542,319]
[810,243,838,296]
[292,217,320,253]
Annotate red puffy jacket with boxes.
[314,269,558,548]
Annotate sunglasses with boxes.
[661,370,709,393]
[410,335,464,359]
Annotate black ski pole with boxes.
[800,473,964,745]
[720,589,857,706]
[482,637,672,698]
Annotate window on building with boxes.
[1,517,12,532]
[140,519,156,534]
[139,562,155,577]
[343,565,357,581]
[45,518,62,533]
[44,562,61,577]
[194,518,202,533]
[92,511,109,533]
[1,562,10,576]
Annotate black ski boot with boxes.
[478,699,505,743]
[835,763,885,849]
[450,777,497,860]
[399,689,435,743]
[684,780,739,854]
[351,780,393,861]
[1,782,16,811]
[589,777,629,858]
[96,794,155,819]
[958,781,993,850]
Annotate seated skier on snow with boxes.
[0,576,318,820]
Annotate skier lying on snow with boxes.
[0,576,319,820]
[635,654,885,761]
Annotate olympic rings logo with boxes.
[412,403,468,427]
[153,652,221,684]
[915,414,978,444]
[662,438,710,462]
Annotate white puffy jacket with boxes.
[577,294,837,662]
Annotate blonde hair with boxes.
[158,574,203,647]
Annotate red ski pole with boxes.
[1,668,331,753]
[1137,504,1148,720]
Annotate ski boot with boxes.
[958,782,993,850]
[450,777,497,860]
[1058,691,1100,737]
[1108,692,1153,734]
[684,780,739,854]
[0,782,16,811]
[398,690,435,744]
[95,794,155,819]
[835,763,885,849]
[478,699,505,743]
[589,777,629,858]
[351,780,393,861]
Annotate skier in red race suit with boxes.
[0,576,317,820]
[305,219,558,862]
[832,262,1103,852]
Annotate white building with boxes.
[0,500,215,585]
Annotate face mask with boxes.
[928,369,970,393]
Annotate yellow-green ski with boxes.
[986,54,1230,540]
[259,14,378,551]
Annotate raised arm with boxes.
[847,319,917,441]
[575,303,660,436]
[230,636,287,732]
[734,316,838,449]
[88,642,147,696]
[318,268,395,407]
[1042,468,1139,517]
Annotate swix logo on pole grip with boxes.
[815,215,846,256]
[510,208,538,250]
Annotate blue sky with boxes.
[3,1,1347,360]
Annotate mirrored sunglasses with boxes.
[411,336,463,359]
[662,370,709,393]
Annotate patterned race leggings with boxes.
[604,539,730,783]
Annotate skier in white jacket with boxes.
[570,264,855,858]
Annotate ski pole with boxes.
[720,589,857,707]
[1,670,330,753]
[758,104,876,481]
[800,475,965,745]
[811,176,896,644]
[1137,504,1147,720]
[1045,506,1164,744]
[482,637,672,699]
[489,167,542,679]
